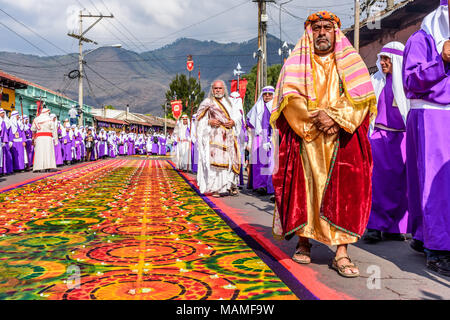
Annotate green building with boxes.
[7,73,94,126]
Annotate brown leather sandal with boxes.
[292,242,312,264]
[330,255,360,278]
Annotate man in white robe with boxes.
[31,108,56,172]
[195,80,242,197]
[173,114,191,171]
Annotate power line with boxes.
[0,8,77,61]
[84,63,130,96]
[145,0,250,48]
[83,70,103,107]
[266,4,298,45]
[98,0,174,74]
[80,0,173,75]
[0,21,67,66]
[0,59,76,69]
[289,2,354,9]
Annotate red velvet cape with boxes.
[273,113,373,239]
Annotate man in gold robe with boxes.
[270,11,377,278]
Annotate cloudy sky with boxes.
[0,0,365,56]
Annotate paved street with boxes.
[0,156,448,300]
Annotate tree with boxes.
[104,105,115,110]
[241,64,282,115]
[161,74,205,120]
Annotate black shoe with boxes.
[410,239,425,253]
[256,188,267,196]
[427,255,450,277]
[269,195,275,203]
[382,232,406,241]
[363,229,382,243]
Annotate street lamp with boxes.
[83,44,122,57]
[78,44,122,126]
[278,41,292,64]
[233,63,244,93]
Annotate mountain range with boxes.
[0,34,290,115]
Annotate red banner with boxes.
[171,100,183,120]
[187,60,194,72]
[230,78,248,100]
[36,100,43,116]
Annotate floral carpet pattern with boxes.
[0,159,297,300]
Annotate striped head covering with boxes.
[271,11,377,127]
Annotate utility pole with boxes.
[253,0,275,98]
[354,0,360,52]
[164,102,168,137]
[68,11,113,126]
[387,0,394,10]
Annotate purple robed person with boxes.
[50,115,63,166]
[246,86,275,195]
[127,135,134,156]
[118,133,126,155]
[98,129,107,158]
[230,92,247,188]
[61,126,73,163]
[160,137,167,156]
[108,133,115,158]
[10,111,27,171]
[54,125,63,166]
[402,0,450,275]
[152,135,159,154]
[79,127,86,160]
[365,42,410,242]
[0,110,14,175]
[50,114,64,166]
[75,130,83,161]
[68,126,78,161]
[90,129,98,161]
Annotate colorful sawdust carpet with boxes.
[0,159,297,300]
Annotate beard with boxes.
[214,93,224,99]
[314,38,332,52]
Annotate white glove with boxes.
[262,142,271,151]
[8,142,13,148]
[1,142,5,147]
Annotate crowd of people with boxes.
[0,107,172,174]
[1,3,448,280]
[171,3,449,278]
